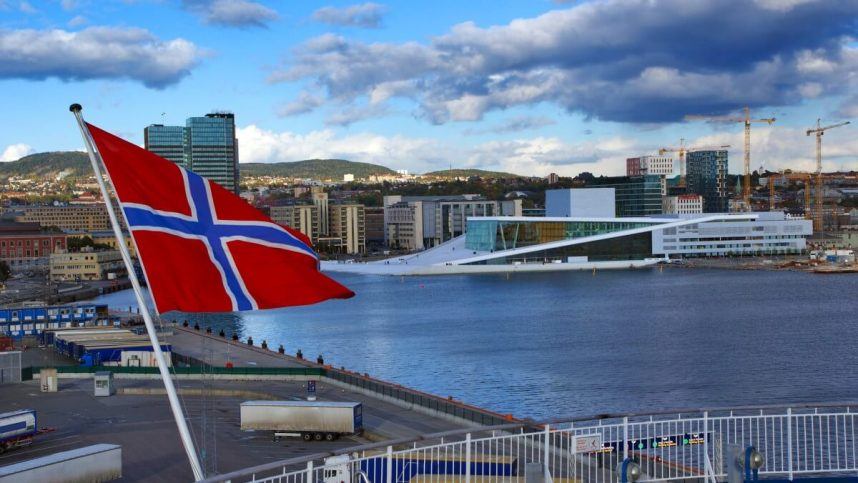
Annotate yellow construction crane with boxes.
[658,139,730,186]
[686,106,775,209]
[806,119,850,232]
[767,171,813,217]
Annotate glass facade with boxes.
[186,113,239,194]
[144,125,187,167]
[466,232,654,264]
[686,150,728,213]
[589,175,663,216]
[144,113,240,194]
[465,219,661,252]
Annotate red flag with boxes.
[87,123,354,313]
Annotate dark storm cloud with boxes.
[272,0,858,124]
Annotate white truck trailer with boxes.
[240,401,363,442]
[0,409,36,454]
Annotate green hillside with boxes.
[0,153,397,182]
[241,159,396,180]
[0,151,90,179]
[421,168,523,179]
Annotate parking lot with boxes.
[0,374,468,481]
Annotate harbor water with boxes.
[94,268,858,420]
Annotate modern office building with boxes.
[328,204,366,255]
[269,204,320,244]
[587,176,663,217]
[364,207,385,248]
[686,150,729,213]
[662,194,703,214]
[626,156,674,177]
[185,113,239,193]
[0,222,67,270]
[546,188,615,218]
[385,201,425,250]
[311,188,330,236]
[143,125,186,167]
[382,195,522,249]
[11,204,113,232]
[144,113,239,193]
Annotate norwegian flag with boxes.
[86,123,354,314]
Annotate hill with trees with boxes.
[241,159,396,180]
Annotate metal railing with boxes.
[327,370,517,427]
[27,365,326,377]
[203,403,858,483]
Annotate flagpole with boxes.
[69,104,205,481]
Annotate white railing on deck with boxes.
[203,404,858,483]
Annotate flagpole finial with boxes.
[69,103,82,113]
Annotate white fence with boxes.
[204,404,858,483]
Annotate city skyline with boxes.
[0,0,856,177]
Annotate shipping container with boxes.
[240,401,362,441]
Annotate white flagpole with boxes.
[70,104,205,481]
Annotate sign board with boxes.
[573,434,603,454]
[307,380,317,401]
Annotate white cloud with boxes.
[1,143,34,162]
[183,0,278,28]
[67,15,87,27]
[0,27,203,88]
[312,3,386,28]
[236,121,858,177]
[689,125,858,174]
[236,125,447,173]
[18,1,36,13]
[276,91,324,117]
[275,0,858,125]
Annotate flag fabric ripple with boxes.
[86,122,354,313]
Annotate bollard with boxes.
[247,336,254,346]
[619,458,641,483]
[278,345,285,354]
[296,349,303,359]
[261,340,268,350]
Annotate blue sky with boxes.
[0,0,856,176]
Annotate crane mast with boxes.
[686,106,775,210]
[806,119,850,233]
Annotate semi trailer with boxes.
[0,409,36,454]
[240,401,362,441]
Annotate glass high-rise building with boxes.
[144,113,240,194]
[686,150,729,213]
[144,125,187,167]
[185,113,239,194]
[589,175,663,217]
